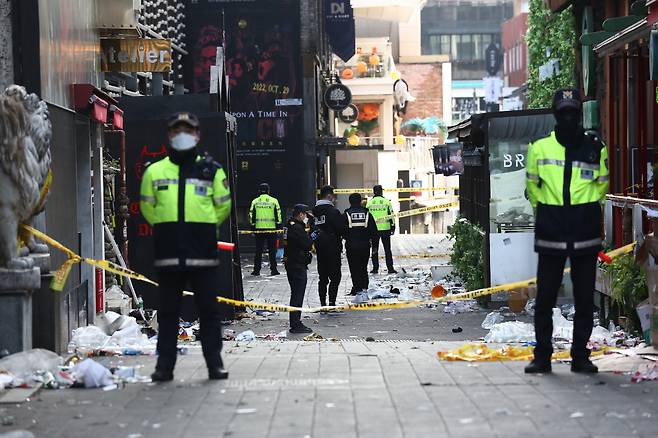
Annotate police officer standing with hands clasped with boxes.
[140,111,231,382]
[525,89,609,374]
[344,193,379,295]
[283,204,314,334]
[249,183,282,276]
[367,185,397,274]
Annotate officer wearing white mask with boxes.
[140,111,232,382]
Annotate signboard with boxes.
[338,103,358,123]
[650,29,658,81]
[100,38,172,72]
[324,83,352,111]
[275,98,303,106]
[539,59,560,82]
[485,43,501,76]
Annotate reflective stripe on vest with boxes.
[536,237,602,250]
[347,212,368,228]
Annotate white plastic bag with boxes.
[71,325,110,350]
[552,307,574,340]
[72,358,114,388]
[236,330,256,342]
[481,312,504,329]
[484,321,535,343]
[0,349,63,380]
[367,287,396,300]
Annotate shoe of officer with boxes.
[290,324,313,334]
[370,269,378,274]
[388,269,398,274]
[151,369,174,382]
[524,358,552,374]
[251,270,260,276]
[270,269,280,276]
[208,367,229,380]
[571,358,598,374]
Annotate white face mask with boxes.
[170,132,198,151]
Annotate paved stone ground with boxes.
[2,235,658,438]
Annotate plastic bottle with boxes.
[608,320,615,333]
[67,341,76,355]
[137,297,144,311]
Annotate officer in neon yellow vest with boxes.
[249,183,282,276]
[366,185,397,274]
[525,89,608,375]
[140,112,231,382]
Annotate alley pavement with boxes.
[2,235,658,438]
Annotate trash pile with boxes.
[69,311,156,356]
[0,349,150,391]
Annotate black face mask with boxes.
[554,109,583,147]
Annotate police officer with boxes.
[140,111,231,381]
[283,204,314,333]
[367,185,397,274]
[312,185,345,306]
[525,89,608,374]
[344,193,378,295]
[249,183,282,276]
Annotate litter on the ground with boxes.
[437,343,610,362]
[443,300,478,314]
[235,330,257,342]
[484,321,535,343]
[481,311,504,329]
[71,359,114,388]
[631,363,658,383]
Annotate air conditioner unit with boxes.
[97,0,142,37]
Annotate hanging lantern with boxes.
[341,68,354,80]
[356,61,368,74]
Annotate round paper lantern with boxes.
[369,53,380,66]
[356,61,368,74]
[390,70,401,81]
[394,135,404,145]
[347,135,360,146]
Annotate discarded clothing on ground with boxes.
[437,343,609,362]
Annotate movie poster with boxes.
[186,0,304,205]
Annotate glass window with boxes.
[458,35,474,61]
[441,35,450,55]
[451,35,459,60]
[473,34,484,60]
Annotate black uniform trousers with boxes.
[317,247,342,306]
[534,252,598,361]
[253,232,278,273]
[286,265,307,328]
[371,231,394,272]
[346,243,370,294]
[156,268,223,371]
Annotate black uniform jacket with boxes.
[283,218,313,268]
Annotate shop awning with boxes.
[594,17,650,56]
[351,0,425,23]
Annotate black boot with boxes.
[251,270,260,276]
[571,358,598,374]
[524,359,552,374]
[208,367,229,380]
[151,369,174,382]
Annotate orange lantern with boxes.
[356,61,368,74]
[368,53,380,66]
[341,68,354,80]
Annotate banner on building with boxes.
[324,0,355,62]
[185,0,305,206]
[100,38,172,72]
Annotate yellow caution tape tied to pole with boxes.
[22,225,158,291]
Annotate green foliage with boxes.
[609,254,647,324]
[526,0,576,108]
[447,218,484,290]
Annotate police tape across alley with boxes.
[23,222,635,314]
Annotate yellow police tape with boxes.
[22,225,159,291]
[325,187,459,195]
[190,242,636,313]
[238,229,284,235]
[375,202,460,223]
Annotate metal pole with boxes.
[152,73,163,96]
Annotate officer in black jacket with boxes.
[283,204,314,333]
[344,193,379,295]
[312,185,345,306]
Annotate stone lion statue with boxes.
[0,85,52,269]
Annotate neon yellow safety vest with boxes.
[526,130,608,254]
[367,196,393,231]
[140,155,231,268]
[249,194,282,229]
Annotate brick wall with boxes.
[396,63,443,122]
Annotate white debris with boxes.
[481,312,505,329]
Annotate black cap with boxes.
[167,111,200,129]
[552,88,582,112]
[258,182,270,194]
[373,185,383,195]
[292,204,311,215]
